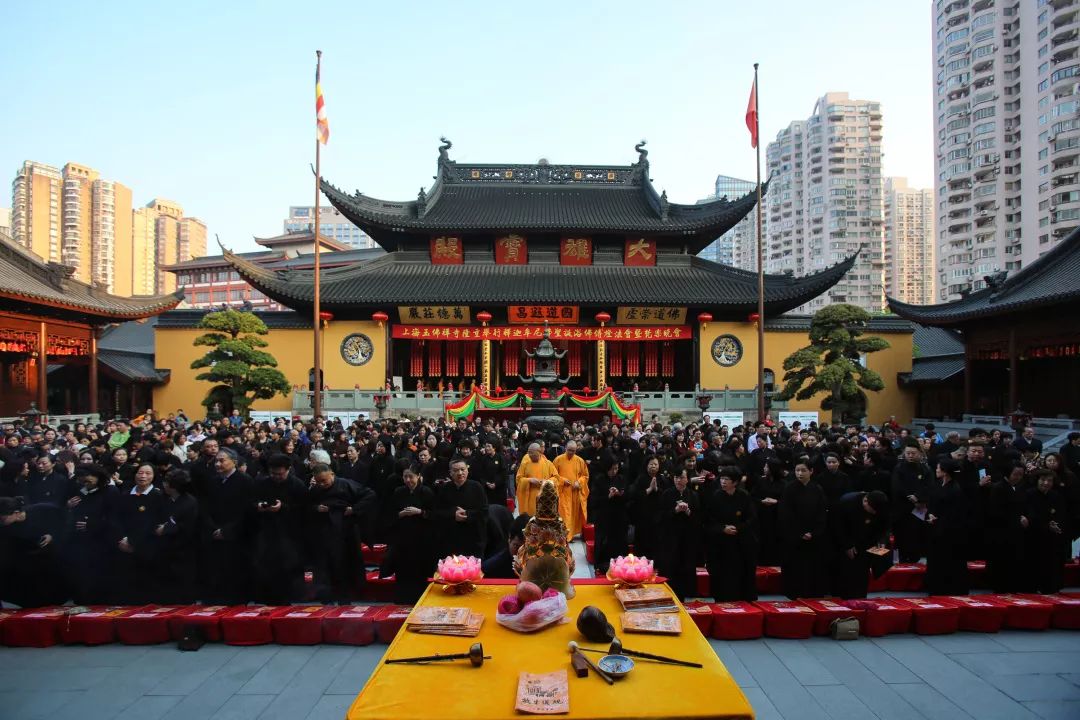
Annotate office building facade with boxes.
[885,177,936,305]
[285,205,374,248]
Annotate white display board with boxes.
[778,411,819,428]
[249,410,290,425]
[706,411,746,429]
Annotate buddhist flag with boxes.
[316,60,329,145]
[746,76,758,149]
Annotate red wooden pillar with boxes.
[89,327,99,416]
[37,321,47,412]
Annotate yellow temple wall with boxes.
[153,320,386,414]
[698,321,916,424]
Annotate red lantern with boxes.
[697,312,713,324]
[319,311,334,324]
[476,311,492,324]
[748,312,761,323]
[372,311,389,325]
[595,312,611,325]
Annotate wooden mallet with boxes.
[385,642,489,667]
[568,641,615,684]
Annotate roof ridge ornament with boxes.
[417,186,428,217]
[438,136,453,166]
[635,139,648,164]
[659,190,669,222]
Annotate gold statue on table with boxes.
[514,479,576,598]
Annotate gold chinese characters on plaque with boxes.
[397,306,471,324]
[508,305,579,324]
[430,235,463,264]
[616,307,686,325]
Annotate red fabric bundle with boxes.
[3,607,67,647]
[709,602,764,640]
[940,595,1007,633]
[1063,560,1080,588]
[583,524,595,543]
[696,568,710,598]
[993,594,1054,631]
[585,540,595,564]
[116,605,181,645]
[373,605,413,644]
[322,605,377,645]
[843,599,914,637]
[801,599,866,636]
[884,564,926,592]
[362,544,388,566]
[867,571,890,593]
[506,497,515,512]
[271,606,334,645]
[967,560,989,589]
[905,597,960,635]
[683,601,713,636]
[365,571,396,603]
[755,566,783,595]
[1022,593,1080,629]
[755,600,816,639]
[221,606,277,646]
[167,605,233,642]
[60,607,128,645]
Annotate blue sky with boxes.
[1,0,932,253]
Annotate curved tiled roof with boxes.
[888,225,1080,325]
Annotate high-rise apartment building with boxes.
[11,161,63,263]
[763,92,886,313]
[885,177,936,305]
[285,205,374,248]
[698,175,758,267]
[144,198,205,294]
[0,208,10,236]
[131,207,159,296]
[932,0,1080,301]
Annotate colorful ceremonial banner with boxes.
[495,234,528,264]
[616,306,686,325]
[430,235,463,264]
[624,237,656,266]
[445,388,641,423]
[397,306,471,324]
[560,236,592,265]
[507,305,579,324]
[392,325,692,341]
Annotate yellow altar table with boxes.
[346,582,754,720]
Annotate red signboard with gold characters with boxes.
[430,235,463,265]
[495,234,527,265]
[624,237,656,266]
[560,236,592,266]
[507,305,579,324]
[393,325,691,341]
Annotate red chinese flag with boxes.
[746,77,758,149]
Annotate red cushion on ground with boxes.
[843,599,914,637]
[992,594,1054,631]
[221,606,277,646]
[967,561,989,589]
[365,571,397,602]
[270,606,334,645]
[709,602,764,640]
[905,597,960,635]
[885,564,926,592]
[867,570,890,593]
[696,568,709,598]
[373,605,413,644]
[683,601,713,636]
[800,599,866,636]
[506,497,515,512]
[363,544,388,566]
[60,607,129,645]
[167,605,233,642]
[583,524,595,543]
[1063,560,1080,588]
[1020,594,1080,630]
[3,608,67,647]
[116,606,182,645]
[585,540,595,564]
[756,566,783,595]
[323,605,378,645]
[754,600,816,639]
[939,595,1007,633]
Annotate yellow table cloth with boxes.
[347,583,754,720]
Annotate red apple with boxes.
[516,581,543,604]
[498,594,523,615]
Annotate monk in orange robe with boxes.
[515,442,559,517]
[553,441,589,540]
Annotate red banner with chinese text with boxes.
[560,236,592,265]
[392,325,691,341]
[430,235,463,264]
[495,234,527,264]
[507,305,579,324]
[624,237,656,266]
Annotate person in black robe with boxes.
[201,447,254,604]
[111,463,165,604]
[855,449,892,496]
[925,459,969,596]
[339,443,371,489]
[63,464,116,604]
[1026,470,1069,594]
[386,465,437,603]
[250,453,309,604]
[482,513,530,580]
[592,456,629,573]
[155,468,200,603]
[778,457,829,599]
[817,453,851,510]
[473,439,508,507]
[958,442,994,561]
[185,437,219,498]
[987,463,1031,592]
[655,470,700,601]
[0,497,67,607]
[433,457,489,558]
[750,458,786,566]
[306,462,377,602]
[16,453,71,508]
[890,444,933,562]
[830,490,890,599]
[629,456,670,562]
[704,467,758,601]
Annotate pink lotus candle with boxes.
[608,554,656,585]
[437,555,483,584]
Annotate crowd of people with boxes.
[0,410,1077,608]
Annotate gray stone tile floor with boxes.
[0,539,1075,720]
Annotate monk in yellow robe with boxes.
[515,442,559,517]
[553,441,589,540]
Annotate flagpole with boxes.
[313,49,323,421]
[754,62,766,423]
